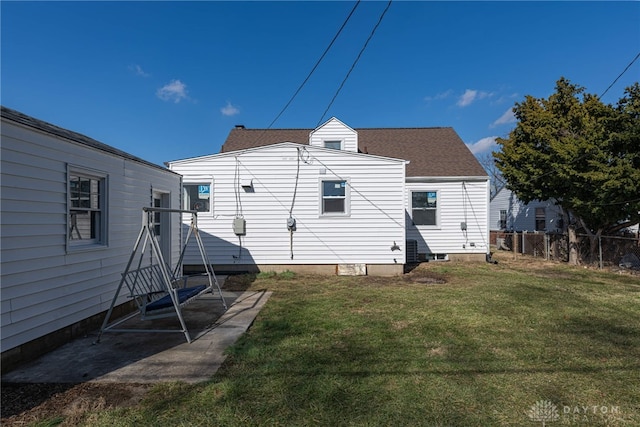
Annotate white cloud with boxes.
[129,64,150,77]
[457,89,492,107]
[424,90,452,102]
[156,79,188,103]
[491,107,516,128]
[220,101,240,116]
[466,136,498,155]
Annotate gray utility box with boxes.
[233,218,246,236]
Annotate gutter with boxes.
[406,176,489,183]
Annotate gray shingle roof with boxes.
[221,126,487,177]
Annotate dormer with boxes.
[309,117,358,153]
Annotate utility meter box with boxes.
[233,218,246,236]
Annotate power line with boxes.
[267,1,361,130]
[600,51,640,98]
[317,0,392,127]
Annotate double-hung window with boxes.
[68,167,107,247]
[183,183,211,212]
[411,191,438,226]
[321,179,348,215]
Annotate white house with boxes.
[168,118,490,272]
[1,107,182,371]
[489,187,564,233]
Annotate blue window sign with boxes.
[198,185,210,199]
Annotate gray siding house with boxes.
[489,187,564,233]
[1,107,182,370]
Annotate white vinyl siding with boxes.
[169,143,405,265]
[406,179,489,256]
[309,118,358,152]
[1,117,181,352]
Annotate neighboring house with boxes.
[1,107,182,371]
[489,187,564,233]
[168,117,489,273]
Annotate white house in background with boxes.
[1,106,182,371]
[168,117,490,273]
[489,187,564,232]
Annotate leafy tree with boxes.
[494,78,640,264]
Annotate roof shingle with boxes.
[221,126,487,177]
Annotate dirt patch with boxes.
[1,382,151,426]
[404,264,448,285]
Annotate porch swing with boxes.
[95,207,227,344]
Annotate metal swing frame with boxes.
[96,207,227,344]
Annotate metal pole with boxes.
[545,233,549,260]
[599,236,603,270]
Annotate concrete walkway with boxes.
[2,289,271,384]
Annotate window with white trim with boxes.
[411,191,438,226]
[68,168,107,246]
[324,140,341,150]
[321,179,348,215]
[183,183,211,212]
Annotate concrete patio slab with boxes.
[2,289,271,384]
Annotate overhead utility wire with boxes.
[317,0,393,127]
[232,1,360,153]
[267,1,361,130]
[600,51,640,99]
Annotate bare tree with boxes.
[477,152,505,198]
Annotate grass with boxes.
[41,253,640,425]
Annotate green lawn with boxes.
[59,254,640,425]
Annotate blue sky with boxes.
[3,1,639,167]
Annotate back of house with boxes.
[169,117,490,273]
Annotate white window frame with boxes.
[67,165,108,250]
[323,140,342,150]
[182,177,213,214]
[319,178,350,217]
[411,190,439,228]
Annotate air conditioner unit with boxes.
[406,239,419,263]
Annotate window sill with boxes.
[67,242,108,252]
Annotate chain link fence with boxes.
[492,231,640,271]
